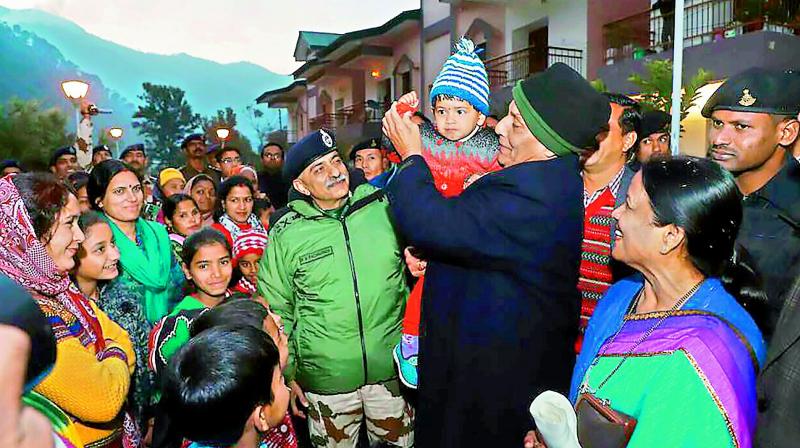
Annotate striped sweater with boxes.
[576,169,625,353]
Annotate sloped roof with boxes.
[299,31,342,49]
[292,9,421,78]
[255,79,307,104]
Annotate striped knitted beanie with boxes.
[430,37,490,116]
[232,230,268,264]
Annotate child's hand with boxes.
[383,105,422,159]
[397,91,419,110]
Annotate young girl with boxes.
[148,228,234,378]
[231,230,268,297]
[70,211,156,440]
[163,193,203,260]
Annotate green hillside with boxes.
[0,6,292,146]
[0,21,138,146]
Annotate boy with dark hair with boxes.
[162,325,289,448]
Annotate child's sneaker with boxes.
[393,334,418,389]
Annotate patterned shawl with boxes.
[218,213,266,243]
[0,175,104,352]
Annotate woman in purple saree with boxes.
[569,157,767,447]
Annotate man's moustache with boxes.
[325,175,346,188]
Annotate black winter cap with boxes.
[639,110,671,137]
[512,63,611,156]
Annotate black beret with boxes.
[92,144,113,156]
[49,146,76,167]
[512,63,610,156]
[702,67,800,118]
[181,133,206,148]
[120,143,146,159]
[639,110,671,137]
[0,159,22,171]
[283,129,337,182]
[349,137,382,161]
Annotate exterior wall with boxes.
[365,73,379,102]
[423,0,450,27]
[597,31,800,157]
[392,27,422,94]
[453,2,505,59]
[313,75,355,112]
[504,0,588,75]
[587,0,649,79]
[423,33,452,111]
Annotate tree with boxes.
[201,107,258,166]
[590,79,608,93]
[628,60,714,121]
[0,98,71,170]
[132,83,201,168]
[245,105,276,149]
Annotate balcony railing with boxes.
[485,45,583,90]
[603,0,800,64]
[309,101,391,131]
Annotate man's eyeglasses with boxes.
[263,153,282,160]
[221,157,241,165]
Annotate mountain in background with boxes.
[0,6,291,149]
[0,20,138,146]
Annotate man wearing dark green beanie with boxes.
[382,62,611,448]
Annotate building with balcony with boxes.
[256,10,421,151]
[594,0,800,90]
[590,0,800,155]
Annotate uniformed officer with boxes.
[179,133,221,185]
[91,144,113,166]
[703,66,800,340]
[349,137,395,187]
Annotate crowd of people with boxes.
[0,37,799,448]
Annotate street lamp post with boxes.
[108,127,124,154]
[216,127,231,149]
[61,80,92,168]
[61,80,89,133]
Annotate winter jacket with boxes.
[257,183,408,394]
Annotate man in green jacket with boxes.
[257,129,412,448]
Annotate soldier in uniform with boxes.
[179,133,221,185]
[703,66,800,341]
[349,137,396,188]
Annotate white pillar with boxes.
[669,0,686,156]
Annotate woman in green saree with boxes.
[87,159,185,441]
